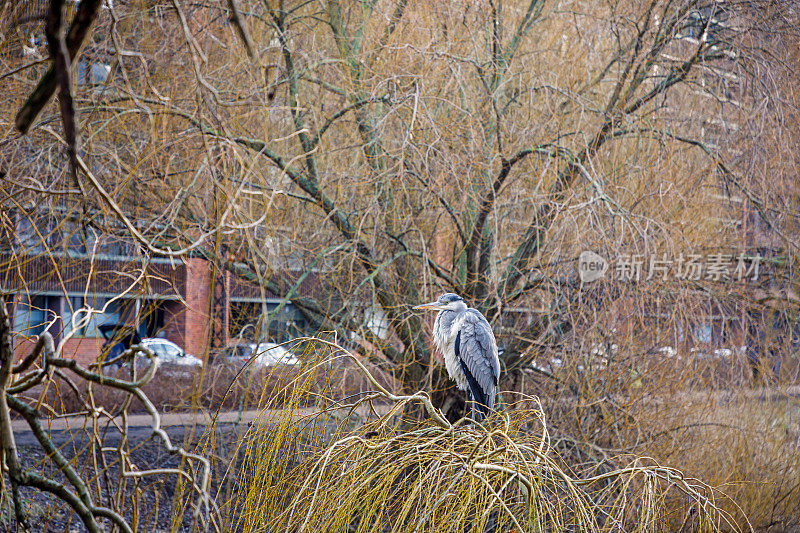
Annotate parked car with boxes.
[217,342,299,369]
[529,356,562,374]
[139,338,203,376]
[99,324,202,377]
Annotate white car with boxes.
[139,338,203,376]
[217,342,299,369]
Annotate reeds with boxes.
[215,338,743,533]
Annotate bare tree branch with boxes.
[15,0,103,134]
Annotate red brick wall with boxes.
[183,258,212,360]
[60,337,105,366]
[224,270,231,345]
[160,300,185,343]
[13,335,103,367]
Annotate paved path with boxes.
[10,409,272,447]
[10,408,266,433]
[10,403,390,446]
[9,386,798,445]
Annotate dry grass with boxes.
[36,346,398,415]
[526,349,800,531]
[196,339,745,533]
[637,388,800,531]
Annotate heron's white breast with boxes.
[433,312,468,391]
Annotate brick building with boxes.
[1,240,312,366]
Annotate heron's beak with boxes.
[412,301,442,311]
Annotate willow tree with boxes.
[4,0,798,417]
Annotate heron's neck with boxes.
[434,309,458,341]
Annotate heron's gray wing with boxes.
[454,309,500,408]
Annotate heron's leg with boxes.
[468,392,480,423]
[469,395,476,422]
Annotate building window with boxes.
[63,296,86,336]
[229,301,306,342]
[63,296,123,338]
[13,295,54,337]
[139,299,166,337]
[76,60,111,87]
[693,324,713,344]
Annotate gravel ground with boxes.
[3,422,253,532]
[2,405,369,532]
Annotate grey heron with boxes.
[413,293,500,422]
